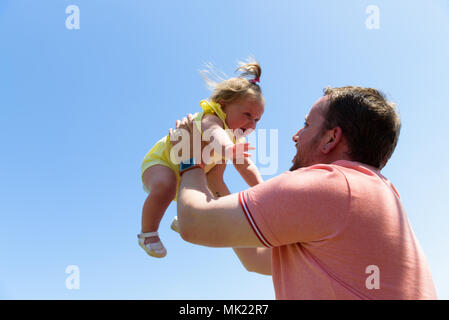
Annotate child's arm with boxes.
[233,157,263,187]
[201,114,252,161]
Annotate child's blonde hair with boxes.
[200,58,263,105]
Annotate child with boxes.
[138,61,265,258]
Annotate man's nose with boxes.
[292,128,302,142]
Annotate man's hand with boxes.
[169,114,206,165]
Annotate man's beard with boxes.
[289,134,323,171]
[289,155,302,171]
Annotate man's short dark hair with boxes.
[323,86,401,169]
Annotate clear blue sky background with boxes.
[1,0,448,299]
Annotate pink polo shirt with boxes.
[238,160,436,300]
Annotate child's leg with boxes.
[141,165,177,246]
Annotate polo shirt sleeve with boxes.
[238,165,350,247]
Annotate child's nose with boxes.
[248,119,257,130]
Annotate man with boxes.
[170,86,437,300]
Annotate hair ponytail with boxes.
[236,61,262,84]
[200,57,263,105]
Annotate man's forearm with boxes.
[179,168,212,197]
[204,167,272,276]
[177,168,214,239]
[173,118,265,248]
[232,248,272,275]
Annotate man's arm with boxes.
[171,114,272,268]
[205,164,272,275]
[232,247,272,275]
[177,168,265,248]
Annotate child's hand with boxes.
[224,143,255,162]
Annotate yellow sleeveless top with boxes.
[141,100,245,201]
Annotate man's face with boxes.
[290,96,329,171]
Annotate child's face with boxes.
[221,96,265,136]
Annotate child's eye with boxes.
[304,121,308,127]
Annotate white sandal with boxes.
[137,231,167,258]
[170,216,179,233]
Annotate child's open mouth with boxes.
[239,128,254,137]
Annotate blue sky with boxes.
[1,0,448,299]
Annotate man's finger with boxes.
[169,128,175,141]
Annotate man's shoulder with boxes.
[255,161,373,196]
[264,165,349,195]
[301,160,381,180]
[289,162,350,178]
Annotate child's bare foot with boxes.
[137,232,167,258]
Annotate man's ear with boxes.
[321,126,343,154]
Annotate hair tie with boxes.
[249,77,260,84]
